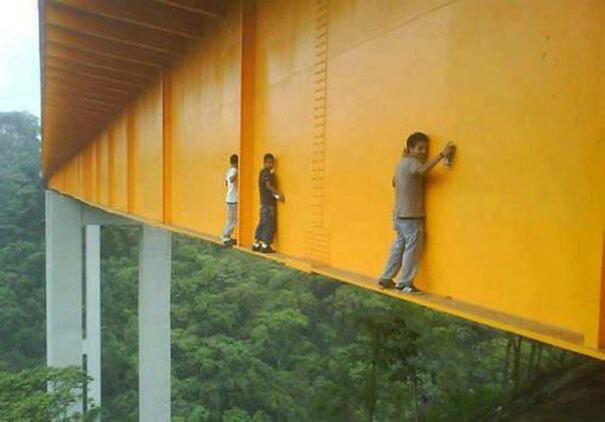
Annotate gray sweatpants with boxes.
[221,203,238,241]
[380,218,424,287]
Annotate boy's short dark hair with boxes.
[230,154,239,165]
[263,153,275,162]
[406,132,429,150]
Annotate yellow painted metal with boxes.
[110,113,129,212]
[97,130,110,206]
[45,0,605,359]
[129,82,164,221]
[166,5,242,236]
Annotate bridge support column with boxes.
[138,226,172,422]
[85,225,102,417]
[47,191,173,419]
[45,190,83,415]
[48,190,172,419]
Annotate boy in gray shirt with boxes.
[378,132,455,293]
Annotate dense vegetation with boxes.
[0,111,94,419]
[0,112,45,371]
[0,111,593,420]
[0,366,98,421]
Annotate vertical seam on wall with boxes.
[306,0,331,264]
[76,154,82,199]
[599,232,605,348]
[162,70,173,225]
[127,107,136,214]
[93,140,100,203]
[239,0,256,247]
[108,125,115,207]
[85,144,92,201]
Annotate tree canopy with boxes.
[0,111,589,421]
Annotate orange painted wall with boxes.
[168,3,243,235]
[129,82,164,222]
[110,113,129,212]
[323,0,605,345]
[243,0,316,260]
[97,130,111,207]
[83,139,99,204]
[46,0,605,353]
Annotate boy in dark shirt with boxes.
[252,153,285,253]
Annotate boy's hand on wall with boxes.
[442,142,455,157]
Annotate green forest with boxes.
[0,111,602,421]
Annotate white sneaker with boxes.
[397,285,423,295]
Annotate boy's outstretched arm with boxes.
[416,142,455,175]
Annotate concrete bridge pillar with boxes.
[45,190,172,421]
[138,226,172,422]
[45,190,84,415]
[85,225,101,416]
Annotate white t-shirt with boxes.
[225,167,238,203]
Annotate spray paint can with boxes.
[444,144,456,167]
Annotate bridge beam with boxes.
[45,26,172,67]
[46,42,157,77]
[45,57,151,87]
[155,0,226,19]
[45,4,189,54]
[54,0,216,39]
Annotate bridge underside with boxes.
[40,0,225,176]
[39,0,605,361]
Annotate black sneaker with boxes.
[378,278,395,289]
[223,238,236,248]
[396,285,423,295]
[252,243,261,252]
[260,245,276,254]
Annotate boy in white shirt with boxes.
[222,154,239,247]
